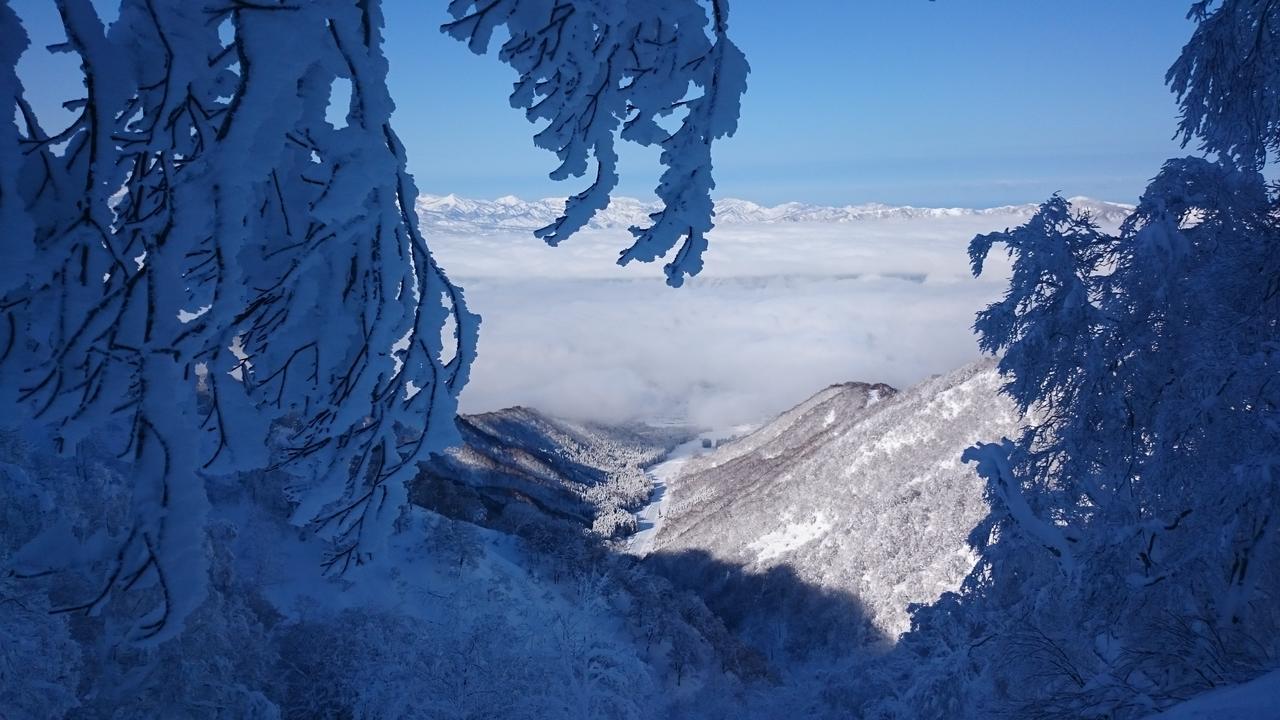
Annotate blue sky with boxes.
[13,1,1197,206]
[385,1,1195,206]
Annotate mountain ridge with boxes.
[646,360,1024,660]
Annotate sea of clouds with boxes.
[427,214,1027,427]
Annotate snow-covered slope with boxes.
[685,380,896,472]
[1146,669,1280,719]
[647,360,1022,658]
[416,193,1135,233]
[414,407,693,537]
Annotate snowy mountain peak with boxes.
[649,361,1023,652]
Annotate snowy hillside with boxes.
[414,406,693,537]
[1145,669,1280,719]
[647,361,1023,658]
[416,193,1135,233]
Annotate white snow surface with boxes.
[628,428,752,556]
[747,513,833,562]
[1146,669,1280,719]
[627,438,704,557]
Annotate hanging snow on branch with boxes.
[952,161,1280,714]
[0,0,480,642]
[1,0,748,646]
[442,0,749,286]
[1169,0,1280,169]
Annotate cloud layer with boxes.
[427,215,1026,427]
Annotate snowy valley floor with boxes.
[628,429,754,557]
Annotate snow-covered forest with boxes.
[1,1,1277,718]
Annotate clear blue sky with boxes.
[13,1,1196,207]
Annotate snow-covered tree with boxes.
[443,0,749,286]
[923,2,1280,715]
[0,0,746,645]
[1168,0,1280,170]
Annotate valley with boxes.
[6,3,1275,716]
[388,357,1027,716]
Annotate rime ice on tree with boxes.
[0,0,746,643]
[443,0,749,286]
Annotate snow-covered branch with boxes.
[443,0,748,286]
[1,0,479,641]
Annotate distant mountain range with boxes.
[416,193,1136,233]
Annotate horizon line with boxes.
[416,192,1136,213]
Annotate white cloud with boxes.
[428,215,1024,427]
